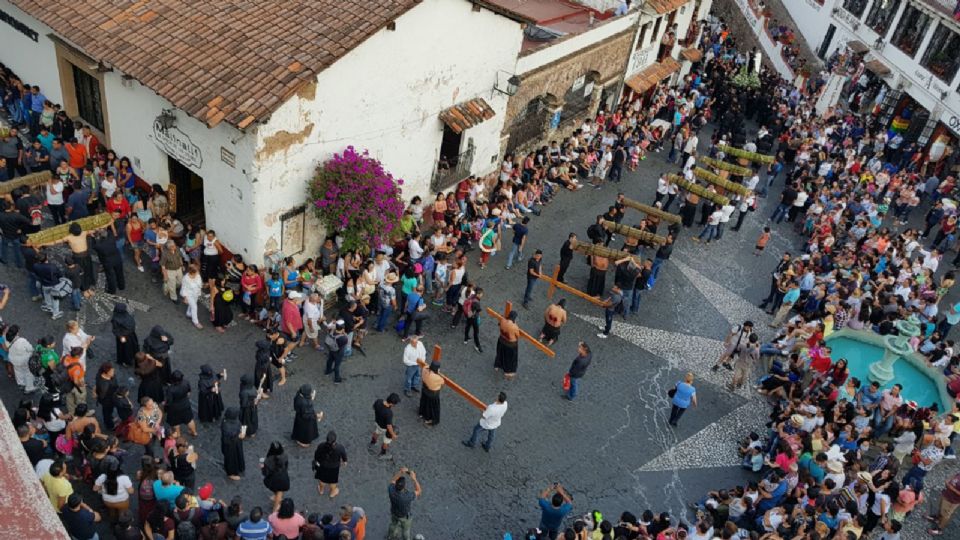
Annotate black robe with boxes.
[238,378,259,437]
[111,304,139,367]
[212,290,234,328]
[164,379,193,426]
[196,366,224,423]
[261,454,290,493]
[220,409,245,476]
[136,355,165,404]
[291,387,319,445]
[254,341,273,395]
[143,326,174,384]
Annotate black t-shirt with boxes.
[637,268,652,289]
[374,400,393,429]
[615,263,640,290]
[780,186,798,206]
[527,257,541,279]
[560,240,573,260]
[0,211,29,238]
[22,437,45,466]
[339,309,356,332]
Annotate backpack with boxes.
[28,202,44,226]
[324,332,340,352]
[28,349,43,377]
[50,276,73,298]
[49,361,75,394]
[462,295,477,317]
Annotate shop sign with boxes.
[947,115,960,133]
[734,0,760,28]
[833,8,860,28]
[804,0,823,11]
[152,119,203,170]
[0,8,39,42]
[628,45,656,76]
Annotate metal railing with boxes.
[431,139,475,192]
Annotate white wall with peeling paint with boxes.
[249,0,523,258]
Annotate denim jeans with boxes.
[522,277,536,305]
[567,376,581,399]
[41,286,61,317]
[901,466,928,490]
[698,224,718,242]
[602,309,614,335]
[506,244,522,269]
[404,364,421,391]
[466,422,496,449]
[650,257,665,288]
[71,288,82,310]
[343,331,354,357]
[376,305,394,331]
[423,271,433,296]
[620,287,634,315]
[770,203,790,223]
[0,237,23,267]
[27,272,40,297]
[630,287,642,313]
[715,222,726,240]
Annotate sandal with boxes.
[194,323,204,329]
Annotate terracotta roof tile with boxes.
[439,97,496,135]
[645,0,689,15]
[625,56,681,94]
[11,0,420,129]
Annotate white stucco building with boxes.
[0,0,523,259]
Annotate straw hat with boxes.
[827,461,843,474]
[857,471,872,484]
[384,271,399,285]
[790,414,804,427]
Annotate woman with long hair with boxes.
[313,430,347,498]
[135,455,160,524]
[93,456,133,522]
[268,498,305,539]
[261,441,290,512]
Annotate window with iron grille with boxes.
[71,64,104,131]
[864,0,901,37]
[842,0,869,18]
[921,23,960,83]
[890,4,931,58]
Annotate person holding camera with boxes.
[387,467,421,540]
[537,482,573,539]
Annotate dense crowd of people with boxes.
[1,9,960,540]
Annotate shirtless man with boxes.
[494,311,521,380]
[35,221,112,298]
[539,299,568,346]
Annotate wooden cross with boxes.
[416,345,486,411]
[535,265,607,307]
[484,301,557,357]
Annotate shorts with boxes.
[375,425,393,445]
[283,330,300,343]
[130,240,144,249]
[755,244,766,251]
[303,319,319,339]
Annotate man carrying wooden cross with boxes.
[494,311,521,380]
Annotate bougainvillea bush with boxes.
[309,146,405,252]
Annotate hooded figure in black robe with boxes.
[220,407,245,477]
[163,370,194,427]
[291,384,320,446]
[238,374,259,437]
[110,303,139,367]
[196,365,224,423]
[143,326,175,384]
[253,340,273,396]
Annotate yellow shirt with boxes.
[42,472,73,511]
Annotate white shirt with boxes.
[95,474,133,503]
[656,177,669,195]
[180,273,203,299]
[793,191,809,207]
[745,175,760,191]
[408,239,423,260]
[479,401,508,430]
[684,136,699,154]
[46,180,65,205]
[302,299,322,325]
[402,341,426,367]
[719,204,736,223]
[62,330,90,370]
[707,210,723,226]
[101,178,117,198]
[35,458,54,479]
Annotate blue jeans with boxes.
[629,287,642,313]
[698,224,718,242]
[343,331,354,357]
[71,288,82,310]
[466,422,495,449]
[376,305,394,331]
[522,277,536,306]
[759,343,782,356]
[602,309,614,335]
[873,409,895,437]
[650,257,665,288]
[770,203,789,223]
[715,222,726,240]
[567,376,581,399]
[27,272,40,297]
[901,465,928,490]
[506,244,522,269]
[0,237,23,267]
[404,364,421,391]
[620,288,634,315]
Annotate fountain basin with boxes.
[826,329,950,412]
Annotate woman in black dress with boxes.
[210,279,235,333]
[238,374,260,437]
[313,430,347,498]
[110,304,139,367]
[220,407,245,480]
[142,326,174,384]
[163,370,197,437]
[418,362,443,426]
[134,352,165,404]
[196,365,224,423]
[260,441,290,512]
[94,362,119,431]
[291,384,323,448]
[254,340,273,398]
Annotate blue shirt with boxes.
[538,498,572,531]
[406,292,423,314]
[512,223,528,245]
[266,279,283,297]
[37,132,55,152]
[783,287,801,304]
[671,382,696,408]
[236,518,272,540]
[30,92,46,113]
[66,189,90,219]
[152,480,184,510]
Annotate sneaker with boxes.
[945,454,956,460]
[40,305,52,312]
[377,453,394,461]
[51,312,64,320]
[474,346,483,354]
[464,340,469,345]
[461,440,475,448]
[31,296,41,302]
[596,332,608,339]
[137,265,144,272]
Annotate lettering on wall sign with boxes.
[833,8,860,28]
[628,46,656,76]
[0,9,39,42]
[948,116,960,131]
[152,119,203,170]
[804,0,823,11]
[734,0,760,28]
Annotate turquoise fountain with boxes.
[868,318,921,385]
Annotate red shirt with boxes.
[809,352,832,374]
[281,299,303,335]
[65,142,86,168]
[106,196,130,219]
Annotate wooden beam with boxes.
[620,196,681,223]
[485,306,557,358]
[416,345,485,411]
[532,271,608,307]
[546,264,560,300]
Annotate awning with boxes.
[645,0,690,15]
[846,40,869,54]
[439,97,496,134]
[864,58,891,76]
[625,57,681,94]
[680,47,703,63]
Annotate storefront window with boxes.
[865,0,900,37]
[890,4,931,58]
[921,24,960,83]
[842,0,869,18]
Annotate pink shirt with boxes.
[281,300,303,335]
[269,512,305,539]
